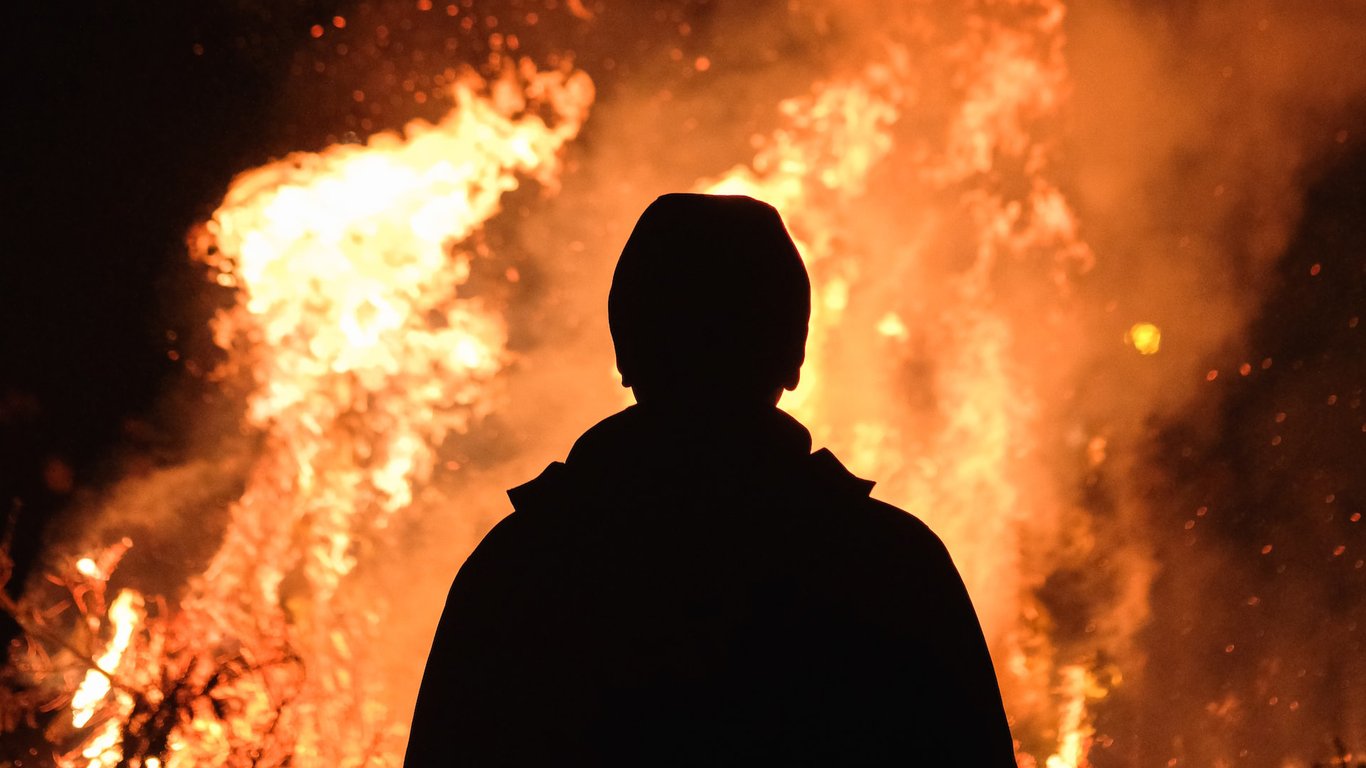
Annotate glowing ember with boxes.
[1126,321,1162,355]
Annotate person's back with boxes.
[405,194,1015,765]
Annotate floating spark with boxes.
[1127,322,1162,355]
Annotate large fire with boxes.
[3,0,1361,765]
[4,63,592,767]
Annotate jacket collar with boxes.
[509,405,874,513]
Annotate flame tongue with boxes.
[697,1,1105,760]
[44,63,595,768]
[184,63,592,764]
[70,590,145,730]
[195,64,592,608]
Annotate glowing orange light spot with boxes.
[1125,322,1160,354]
[1238,362,1251,376]
[1261,545,1274,554]
[1087,436,1107,468]
[332,15,346,28]
[1309,262,1321,276]
[1206,369,1219,381]
[565,0,594,20]
[695,56,711,72]
[416,0,432,9]
[876,312,909,341]
[309,24,324,38]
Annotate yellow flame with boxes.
[696,2,1109,761]
[80,719,123,768]
[163,62,593,765]
[1045,664,1103,768]
[196,63,592,606]
[71,589,144,729]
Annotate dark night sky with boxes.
[2,1,359,615]
[6,11,254,417]
[4,2,342,453]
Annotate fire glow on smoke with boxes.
[4,0,1362,766]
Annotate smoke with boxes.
[1061,2,1366,763]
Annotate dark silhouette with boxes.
[405,194,1015,765]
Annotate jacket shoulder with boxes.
[806,449,939,537]
[506,461,569,513]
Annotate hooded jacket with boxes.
[405,405,1015,766]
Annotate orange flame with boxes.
[695,3,1103,758]
[70,589,144,730]
[53,62,593,768]
[25,2,1156,765]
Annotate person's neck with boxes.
[629,384,783,413]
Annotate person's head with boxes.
[608,193,810,408]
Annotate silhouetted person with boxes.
[405,194,1015,765]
